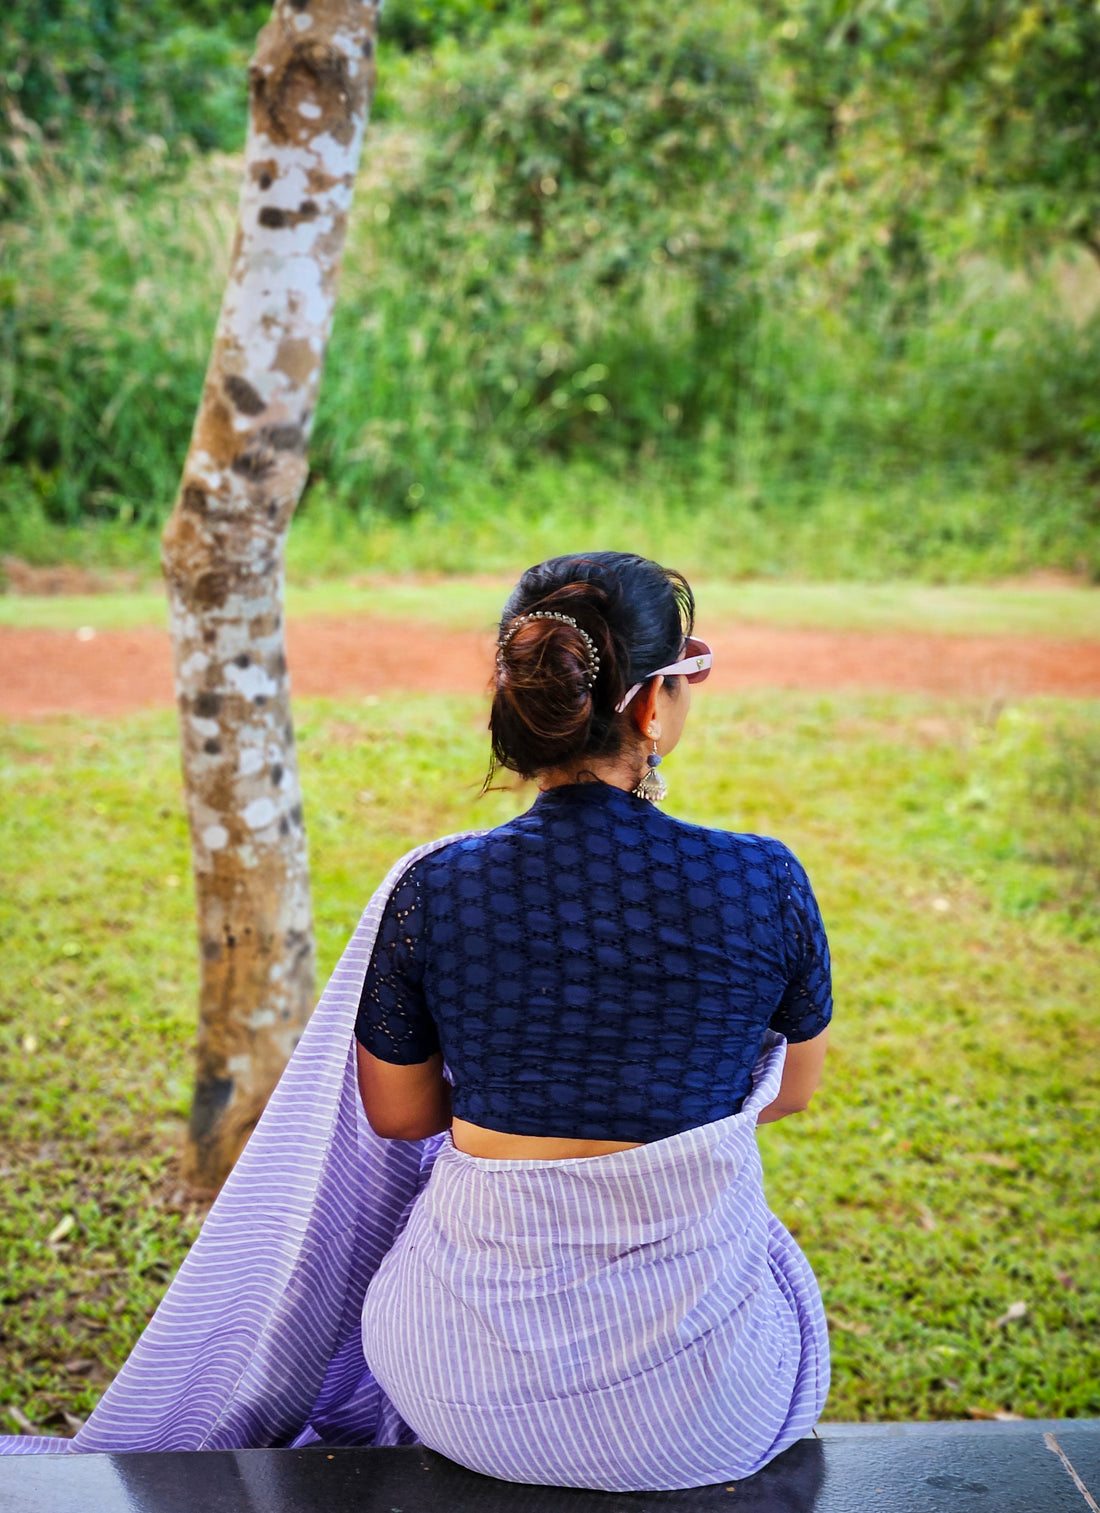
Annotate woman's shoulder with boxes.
[383,811,812,890]
[378,828,491,891]
[661,810,804,868]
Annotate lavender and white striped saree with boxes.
[1,835,829,1486]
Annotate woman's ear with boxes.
[632,678,661,740]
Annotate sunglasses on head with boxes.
[615,636,713,712]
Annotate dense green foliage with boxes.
[2,677,1098,1430]
[0,2,266,211]
[1,1,1099,577]
[771,0,1100,264]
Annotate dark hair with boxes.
[488,552,695,782]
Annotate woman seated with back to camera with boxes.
[353,550,832,1491]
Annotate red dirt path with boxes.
[1,617,1098,721]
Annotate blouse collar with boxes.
[532,781,645,813]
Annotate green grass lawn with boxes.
[1,688,1097,1437]
[2,575,1100,638]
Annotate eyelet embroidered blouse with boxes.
[355,782,832,1143]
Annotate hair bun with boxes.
[492,608,601,776]
[498,611,601,688]
[488,555,693,783]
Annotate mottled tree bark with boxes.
[162,0,378,1189]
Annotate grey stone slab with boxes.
[810,1426,1092,1513]
[0,1422,1096,1513]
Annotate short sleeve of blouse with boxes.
[354,863,440,1064]
[767,841,833,1043]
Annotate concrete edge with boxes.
[816,1418,1100,1439]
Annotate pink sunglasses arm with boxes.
[615,647,713,713]
[616,682,646,713]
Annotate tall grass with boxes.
[2,120,1098,581]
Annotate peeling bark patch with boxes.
[259,202,319,231]
[182,484,208,514]
[231,446,275,481]
[244,796,277,830]
[224,375,267,415]
[267,423,305,452]
[193,571,230,609]
[194,692,223,718]
[190,1076,235,1142]
[306,166,341,194]
[274,336,316,385]
[252,42,364,147]
[330,116,355,148]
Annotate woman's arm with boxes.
[355,1044,452,1140]
[756,1027,828,1125]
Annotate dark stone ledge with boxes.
[0,1420,1096,1513]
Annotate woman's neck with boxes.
[538,751,643,794]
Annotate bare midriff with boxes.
[450,1117,643,1161]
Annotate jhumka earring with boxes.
[632,739,667,803]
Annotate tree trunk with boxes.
[162,0,378,1190]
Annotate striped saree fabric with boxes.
[0,833,829,1485]
[363,1036,829,1489]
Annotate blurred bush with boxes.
[0,3,270,213]
[1,0,1098,577]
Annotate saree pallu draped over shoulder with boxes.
[0,835,829,1486]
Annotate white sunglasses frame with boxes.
[615,638,713,713]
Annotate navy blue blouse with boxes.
[355,782,832,1143]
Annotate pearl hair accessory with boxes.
[497,612,601,689]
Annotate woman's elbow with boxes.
[366,1112,445,1141]
[355,1046,451,1140]
[784,1089,815,1114]
[757,1088,816,1125]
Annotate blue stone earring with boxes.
[633,738,667,803]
